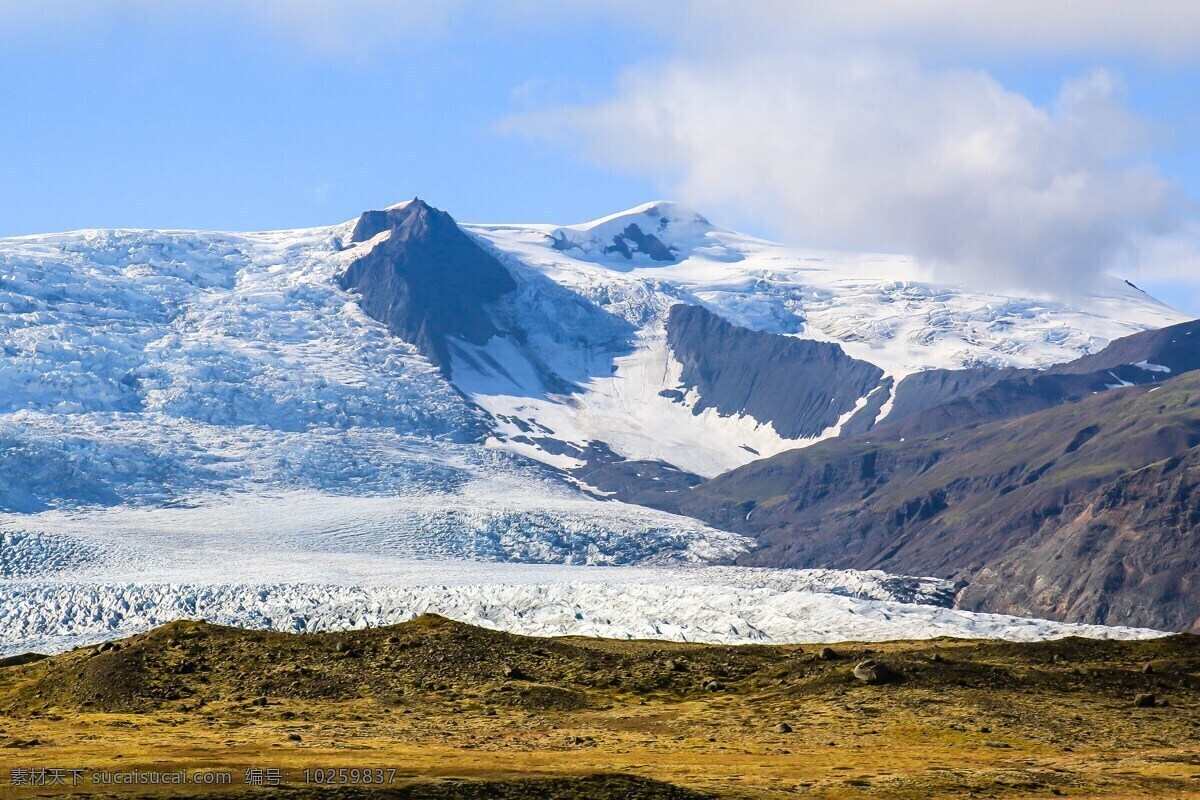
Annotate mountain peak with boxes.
[574,201,712,232]
[339,197,515,369]
[349,197,451,244]
[385,197,429,212]
[549,201,717,265]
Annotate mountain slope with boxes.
[667,366,1200,631]
[880,319,1200,438]
[460,201,1185,478]
[339,199,516,369]
[666,304,889,440]
[0,211,745,563]
[958,446,1200,630]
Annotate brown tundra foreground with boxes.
[0,615,1198,799]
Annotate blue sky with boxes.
[0,4,678,233]
[1,2,1198,312]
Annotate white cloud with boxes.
[508,53,1186,296]
[1128,221,1200,305]
[8,1,1200,59]
[664,1,1200,61]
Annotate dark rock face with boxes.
[349,209,393,243]
[669,369,1200,632]
[885,367,1010,428]
[604,223,677,261]
[1055,320,1200,376]
[573,457,705,505]
[958,447,1200,632]
[666,304,887,439]
[839,376,894,436]
[338,199,516,370]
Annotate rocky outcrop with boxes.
[338,199,516,370]
[666,304,886,439]
[551,222,678,262]
[958,447,1200,632]
[852,659,898,685]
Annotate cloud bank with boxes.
[509,53,1189,296]
[667,1,1200,60]
[9,1,1200,59]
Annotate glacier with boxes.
[0,200,1187,653]
[0,202,1183,499]
[0,570,1163,657]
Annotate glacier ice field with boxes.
[0,206,1181,652]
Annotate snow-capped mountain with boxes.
[0,198,1184,508]
[0,213,746,565]
[459,200,1184,480]
[0,198,1189,650]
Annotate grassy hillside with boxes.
[0,617,1199,798]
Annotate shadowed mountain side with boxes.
[958,446,1200,631]
[339,199,516,369]
[666,305,887,440]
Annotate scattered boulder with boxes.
[1134,693,1156,708]
[852,660,898,685]
[773,722,793,733]
[703,679,725,692]
[502,665,529,681]
[287,733,302,742]
[2,739,41,749]
[1142,663,1156,674]
[818,647,838,661]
